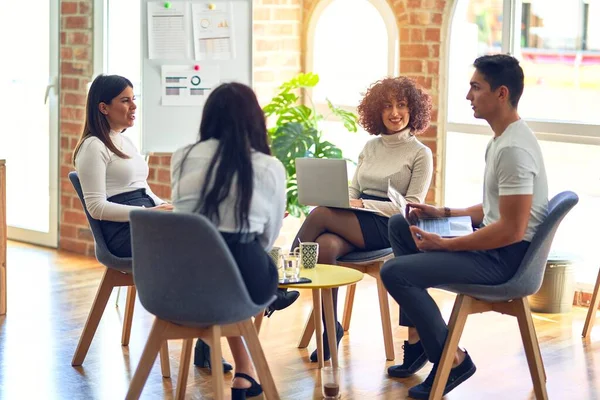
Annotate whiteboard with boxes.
[140,0,252,154]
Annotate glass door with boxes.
[0,0,59,247]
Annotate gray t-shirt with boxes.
[482,119,548,242]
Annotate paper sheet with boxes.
[148,2,190,59]
[387,179,407,215]
[192,2,235,60]
[161,65,220,106]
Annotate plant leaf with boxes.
[326,98,359,132]
[271,123,315,164]
[314,140,343,159]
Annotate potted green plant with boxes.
[263,73,359,217]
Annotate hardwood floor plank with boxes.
[0,241,599,399]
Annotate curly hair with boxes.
[357,77,432,135]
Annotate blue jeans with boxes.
[380,214,529,363]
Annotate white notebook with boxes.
[416,216,473,237]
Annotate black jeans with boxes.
[380,214,529,364]
[100,189,156,258]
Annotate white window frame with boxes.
[443,0,600,201]
[305,0,399,117]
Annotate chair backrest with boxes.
[507,191,579,297]
[129,209,270,326]
[440,191,578,301]
[68,171,132,271]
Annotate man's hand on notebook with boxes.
[405,202,444,224]
[409,225,446,252]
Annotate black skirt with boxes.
[220,232,279,305]
[100,189,157,258]
[354,194,392,250]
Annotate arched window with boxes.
[306,0,398,170]
[445,0,600,288]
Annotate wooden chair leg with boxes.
[125,318,169,400]
[254,310,265,335]
[430,295,472,400]
[297,307,315,348]
[72,269,117,366]
[209,326,224,400]
[175,339,193,400]
[160,341,170,378]
[514,297,548,400]
[375,275,395,360]
[341,283,356,331]
[121,285,136,346]
[583,268,600,339]
[240,319,280,400]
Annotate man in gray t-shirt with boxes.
[380,54,549,399]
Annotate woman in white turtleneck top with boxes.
[292,77,434,363]
[73,75,172,257]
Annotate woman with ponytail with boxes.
[171,82,287,399]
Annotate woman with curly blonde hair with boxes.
[292,76,434,363]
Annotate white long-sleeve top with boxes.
[170,139,287,251]
[349,127,433,217]
[74,131,165,222]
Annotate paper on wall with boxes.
[161,65,220,106]
[191,2,235,60]
[148,2,190,59]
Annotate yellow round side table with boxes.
[280,264,364,368]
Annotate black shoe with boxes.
[310,321,344,362]
[408,351,476,399]
[264,288,300,317]
[388,340,428,378]
[193,339,233,373]
[231,372,263,399]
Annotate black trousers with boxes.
[380,214,529,364]
[100,189,156,258]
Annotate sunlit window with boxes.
[312,0,390,107]
[308,0,397,175]
[106,0,142,150]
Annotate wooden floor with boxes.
[0,241,599,400]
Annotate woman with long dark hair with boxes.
[171,82,288,399]
[73,74,172,258]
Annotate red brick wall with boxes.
[59,0,95,255]
[303,0,447,205]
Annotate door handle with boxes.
[44,77,58,104]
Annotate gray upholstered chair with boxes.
[297,248,396,360]
[430,191,578,400]
[582,268,600,338]
[68,172,169,376]
[126,210,279,400]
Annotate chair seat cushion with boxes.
[338,248,393,263]
[437,283,514,302]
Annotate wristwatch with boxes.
[444,206,451,217]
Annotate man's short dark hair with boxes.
[473,54,524,108]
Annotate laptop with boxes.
[295,158,379,213]
[416,216,473,237]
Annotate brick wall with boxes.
[59,0,95,255]
[58,0,303,255]
[303,0,447,205]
